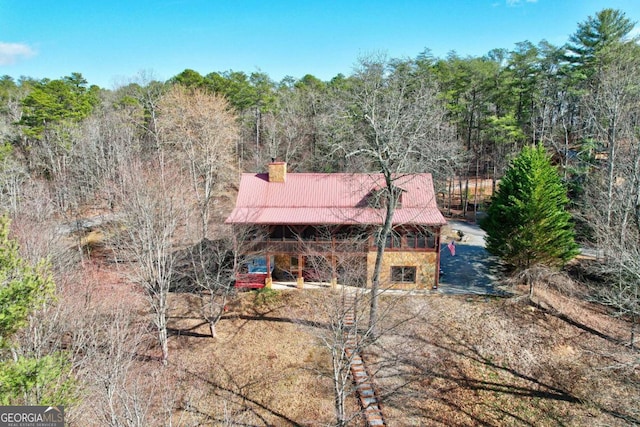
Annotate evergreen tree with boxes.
[0,217,54,347]
[481,144,579,271]
[0,216,76,405]
[567,8,636,61]
[565,8,637,79]
[19,73,99,140]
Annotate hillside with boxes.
[69,277,638,426]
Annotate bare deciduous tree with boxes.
[158,85,239,238]
[583,42,640,231]
[173,237,236,338]
[79,306,151,427]
[264,82,329,170]
[73,92,141,210]
[335,55,461,334]
[303,257,369,426]
[115,158,186,365]
[302,235,427,426]
[581,42,640,348]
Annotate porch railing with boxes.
[250,239,368,254]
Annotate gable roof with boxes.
[225,172,446,226]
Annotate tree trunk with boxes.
[458,179,463,216]
[473,149,480,223]
[331,318,351,427]
[209,319,217,338]
[255,107,261,169]
[447,178,453,217]
[369,183,397,336]
[492,152,498,199]
[528,276,534,302]
[462,176,470,218]
[159,326,169,366]
[156,282,170,366]
[606,117,617,231]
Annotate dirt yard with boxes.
[370,286,639,426]
[71,263,639,426]
[149,280,638,426]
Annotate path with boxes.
[343,292,385,426]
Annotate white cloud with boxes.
[0,42,36,65]
[506,0,538,5]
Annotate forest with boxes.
[1,7,639,426]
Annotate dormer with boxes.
[364,185,404,209]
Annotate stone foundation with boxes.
[366,251,437,290]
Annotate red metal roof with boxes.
[225,172,446,226]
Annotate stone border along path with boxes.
[343,291,386,426]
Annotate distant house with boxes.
[225,162,446,289]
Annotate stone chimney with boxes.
[268,161,287,183]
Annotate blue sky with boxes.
[2,0,640,88]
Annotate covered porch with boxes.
[236,224,441,289]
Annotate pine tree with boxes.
[481,144,579,271]
[566,9,636,66]
[0,216,76,405]
[0,217,54,348]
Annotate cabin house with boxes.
[225,162,446,289]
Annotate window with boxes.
[269,225,297,240]
[270,225,284,239]
[384,233,401,249]
[406,231,436,249]
[406,232,417,248]
[283,226,297,240]
[391,266,416,283]
[301,227,316,240]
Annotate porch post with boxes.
[434,227,441,290]
[331,236,338,288]
[265,250,272,289]
[331,256,337,288]
[296,254,304,289]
